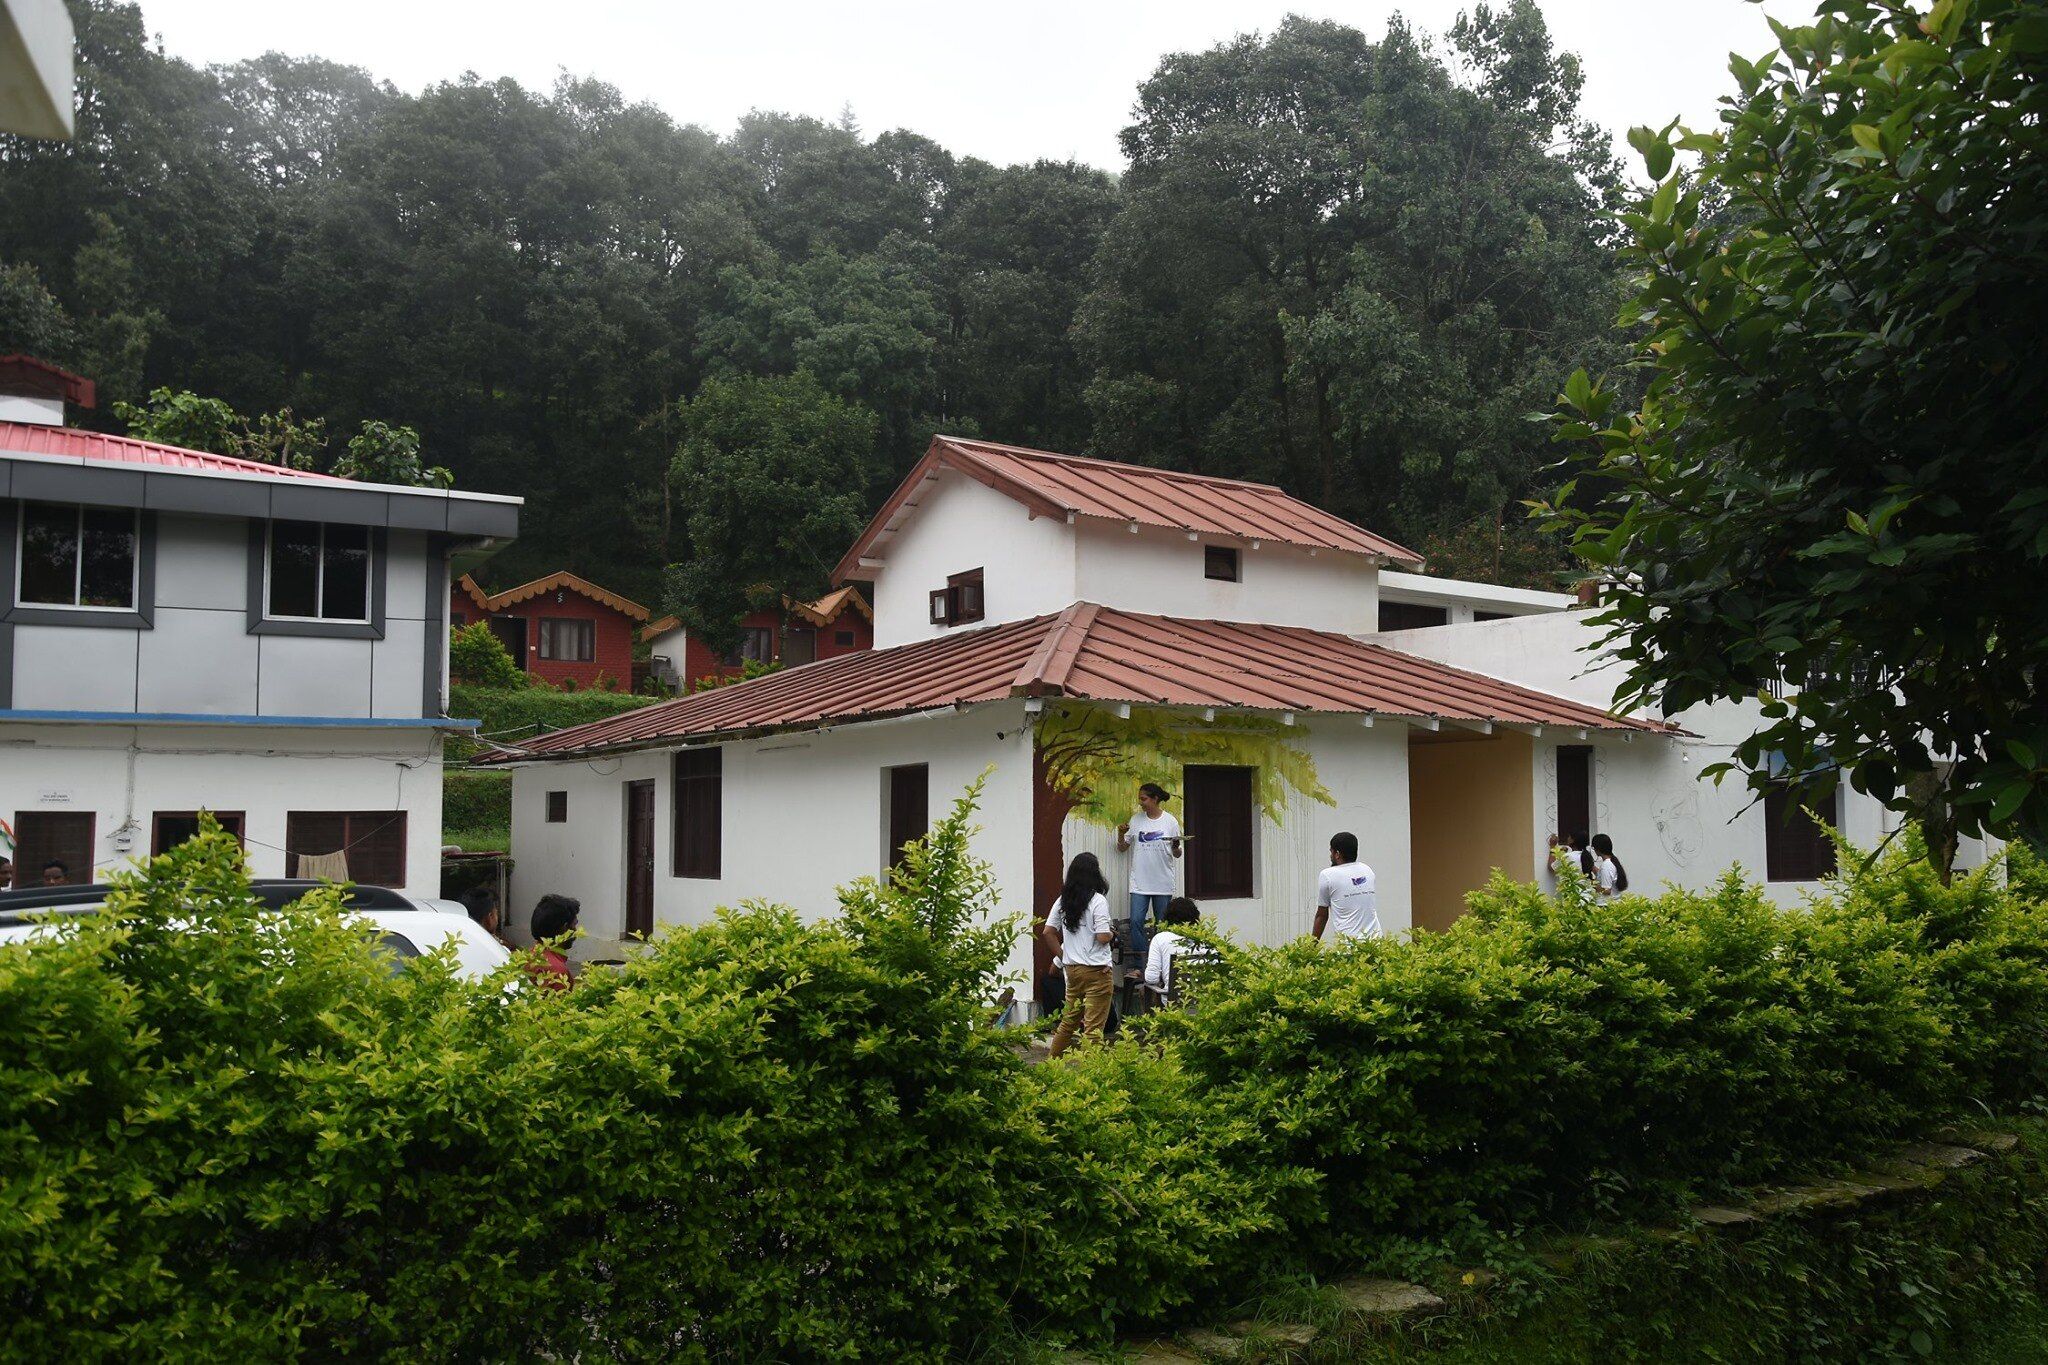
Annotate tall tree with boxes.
[663,372,876,649]
[1539,0,2048,853]
[1078,6,1620,563]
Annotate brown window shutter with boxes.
[672,747,723,879]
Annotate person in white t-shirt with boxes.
[1116,782,1183,960]
[1039,852,1116,1057]
[1313,831,1382,944]
[1135,896,1201,996]
[1589,833,1629,898]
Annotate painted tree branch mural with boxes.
[1033,704,1334,829]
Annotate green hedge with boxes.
[441,769,510,836]
[446,681,657,762]
[3,808,2046,1359]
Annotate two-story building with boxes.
[0,361,519,892]
[489,435,1902,990]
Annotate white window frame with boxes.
[264,521,372,624]
[13,502,140,611]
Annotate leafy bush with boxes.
[447,620,521,687]
[446,680,656,761]
[4,808,2045,1359]
[441,769,510,836]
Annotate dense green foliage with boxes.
[1538,0,2048,848]
[445,680,655,761]
[446,620,521,688]
[440,769,509,841]
[0,0,1616,597]
[663,371,875,648]
[5,797,2047,1358]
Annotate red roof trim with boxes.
[0,420,352,482]
[462,570,651,621]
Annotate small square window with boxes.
[1204,545,1241,582]
[932,568,985,626]
[835,630,855,647]
[267,521,371,621]
[18,502,138,608]
[545,791,568,823]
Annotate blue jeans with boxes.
[1129,892,1170,960]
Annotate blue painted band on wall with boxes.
[0,709,482,729]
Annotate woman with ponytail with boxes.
[1039,852,1114,1057]
[1589,833,1629,897]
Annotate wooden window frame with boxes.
[1764,781,1839,882]
[672,747,723,879]
[11,810,96,885]
[929,568,985,627]
[283,810,408,887]
[884,763,930,871]
[1184,764,1255,900]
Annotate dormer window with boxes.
[1203,545,1241,583]
[267,521,371,622]
[929,568,984,627]
[17,502,137,609]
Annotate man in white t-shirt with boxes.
[1313,831,1382,943]
[1116,781,1182,958]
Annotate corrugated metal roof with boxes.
[489,604,1665,762]
[831,436,1424,581]
[0,420,353,482]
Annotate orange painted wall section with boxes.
[1406,729,1535,932]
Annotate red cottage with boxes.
[451,571,647,691]
[641,586,873,690]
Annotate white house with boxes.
[0,357,520,892]
[492,435,1899,994]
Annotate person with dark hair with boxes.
[0,856,12,890]
[41,859,68,887]
[1038,852,1114,1058]
[526,893,581,989]
[1548,832,1594,904]
[1313,832,1380,943]
[1572,830,1595,878]
[460,886,507,946]
[1590,834,1629,897]
[1115,781,1182,959]
[1138,896,1200,995]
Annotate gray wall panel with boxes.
[370,631,427,719]
[153,513,247,610]
[10,462,147,508]
[270,484,390,525]
[136,606,260,712]
[445,499,520,538]
[144,472,270,518]
[385,496,450,532]
[256,634,372,717]
[9,624,140,710]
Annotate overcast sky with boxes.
[136,0,1807,170]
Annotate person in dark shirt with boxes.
[526,893,581,989]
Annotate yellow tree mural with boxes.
[1032,703,1334,830]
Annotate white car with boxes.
[0,879,510,981]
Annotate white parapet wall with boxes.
[0,721,447,892]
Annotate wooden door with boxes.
[886,764,929,870]
[782,627,816,665]
[12,811,95,885]
[488,615,527,668]
[1556,745,1593,841]
[625,780,656,939]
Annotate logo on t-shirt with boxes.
[1351,876,1369,886]
[1139,831,1165,842]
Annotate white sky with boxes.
[136,0,1807,170]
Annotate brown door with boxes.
[782,626,816,666]
[489,615,527,667]
[886,764,929,870]
[13,811,95,885]
[625,780,655,939]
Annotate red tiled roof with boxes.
[831,436,1424,582]
[0,420,351,481]
[487,604,1665,762]
[0,356,95,408]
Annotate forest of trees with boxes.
[0,0,1626,633]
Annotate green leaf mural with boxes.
[1034,704,1334,829]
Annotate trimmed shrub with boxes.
[447,620,520,687]
[446,681,657,761]
[441,768,510,836]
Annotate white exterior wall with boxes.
[0,720,446,892]
[508,705,1039,989]
[1057,718,1414,947]
[867,470,1078,647]
[1376,569,1574,625]
[1381,612,1905,904]
[1074,521,1378,633]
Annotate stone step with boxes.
[1179,1321,1318,1361]
[1328,1276,1446,1318]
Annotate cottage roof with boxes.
[637,587,873,643]
[457,571,651,621]
[831,436,1425,583]
[487,603,1668,762]
[0,356,96,407]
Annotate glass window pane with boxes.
[321,525,370,620]
[268,521,321,618]
[78,508,136,608]
[18,502,78,605]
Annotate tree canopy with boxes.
[1539,0,2048,850]
[0,0,1620,608]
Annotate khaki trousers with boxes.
[1048,963,1114,1057]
